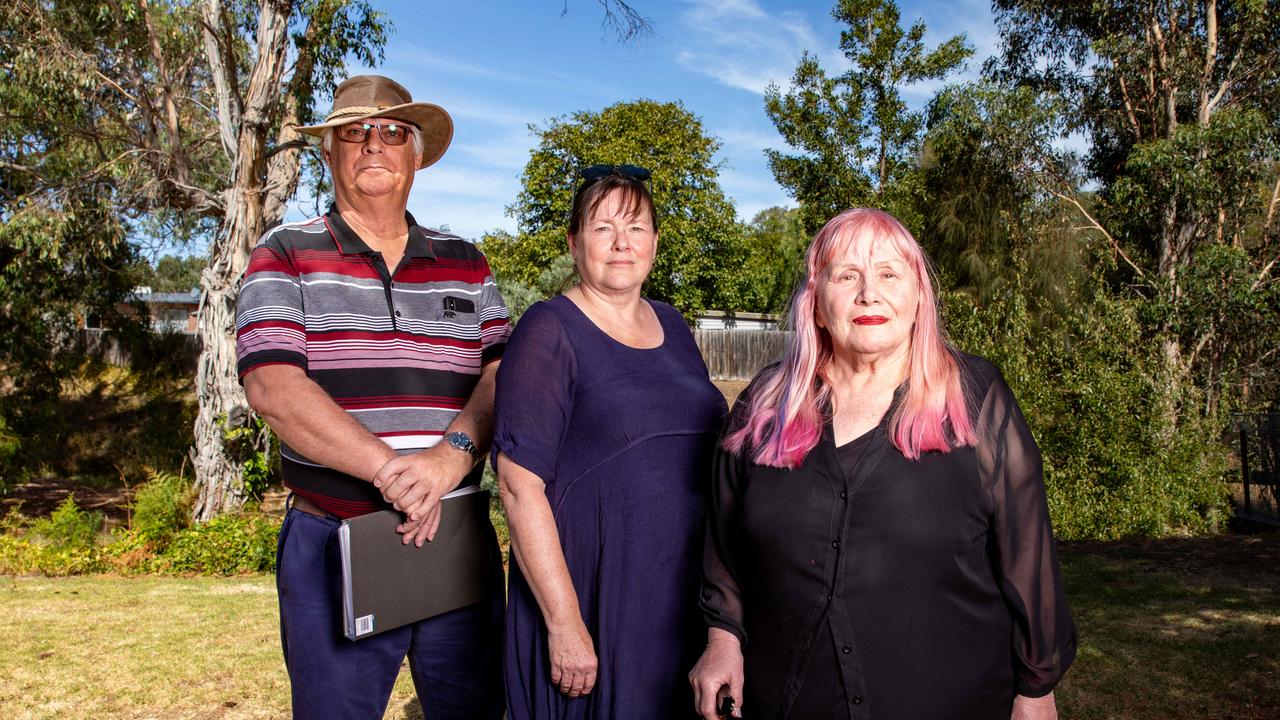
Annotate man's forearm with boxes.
[245,365,396,483]
[443,361,499,456]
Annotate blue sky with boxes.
[297,0,1005,241]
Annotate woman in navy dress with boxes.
[493,165,727,719]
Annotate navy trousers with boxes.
[276,506,505,720]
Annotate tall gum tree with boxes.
[192,0,387,519]
[0,0,387,518]
[993,0,1280,416]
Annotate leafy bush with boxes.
[152,513,280,575]
[0,493,279,577]
[0,535,107,576]
[0,502,108,576]
[130,470,194,543]
[221,414,277,501]
[945,277,1231,539]
[29,496,104,549]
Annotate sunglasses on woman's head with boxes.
[579,164,652,182]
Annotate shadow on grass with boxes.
[399,697,424,719]
[1056,533,1280,720]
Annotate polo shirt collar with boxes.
[325,204,436,261]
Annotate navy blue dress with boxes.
[493,295,727,719]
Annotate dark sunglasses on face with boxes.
[579,164,652,182]
[335,121,414,146]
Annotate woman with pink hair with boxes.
[688,209,1075,720]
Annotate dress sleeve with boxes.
[699,392,755,645]
[976,371,1077,697]
[236,236,306,380]
[490,302,575,484]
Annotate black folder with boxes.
[338,486,492,640]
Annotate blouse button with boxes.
[395,310,402,317]
[841,645,852,655]
[852,695,864,704]
[831,540,840,549]
[840,490,847,500]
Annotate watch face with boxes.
[447,432,477,457]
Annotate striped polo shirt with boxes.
[235,207,511,518]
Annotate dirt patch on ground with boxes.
[2,478,134,527]
[1,478,291,528]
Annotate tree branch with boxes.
[201,0,241,159]
[1049,187,1148,280]
[1117,74,1143,139]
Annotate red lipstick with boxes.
[854,316,888,325]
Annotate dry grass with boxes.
[0,575,422,719]
[3,534,1278,719]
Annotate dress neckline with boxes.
[554,294,669,351]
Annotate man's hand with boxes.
[373,443,473,542]
[1011,692,1057,720]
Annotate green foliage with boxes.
[150,514,279,575]
[481,100,747,318]
[764,0,972,233]
[134,254,207,293]
[920,82,1089,316]
[0,497,109,575]
[990,0,1280,417]
[29,497,104,550]
[737,207,809,314]
[945,272,1231,539]
[1110,108,1275,262]
[130,471,195,543]
[0,535,107,576]
[221,414,278,501]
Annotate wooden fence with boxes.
[693,329,792,380]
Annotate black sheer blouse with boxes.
[701,354,1075,720]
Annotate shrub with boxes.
[30,496,104,549]
[152,513,280,575]
[0,504,108,576]
[130,470,194,543]
[0,535,107,576]
[945,278,1231,539]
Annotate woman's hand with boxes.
[1011,692,1057,720]
[689,627,744,718]
[548,619,598,698]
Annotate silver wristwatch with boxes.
[445,431,479,461]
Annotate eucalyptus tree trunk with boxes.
[192,0,294,520]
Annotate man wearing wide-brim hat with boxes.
[236,74,509,719]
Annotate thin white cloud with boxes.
[717,127,788,153]
[675,0,819,95]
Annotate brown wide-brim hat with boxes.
[295,75,453,169]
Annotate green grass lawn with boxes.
[0,534,1276,719]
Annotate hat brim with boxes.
[295,102,453,169]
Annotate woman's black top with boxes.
[701,354,1076,720]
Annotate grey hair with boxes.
[321,122,424,159]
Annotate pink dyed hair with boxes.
[724,208,976,468]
